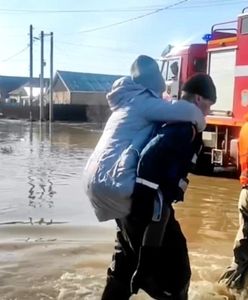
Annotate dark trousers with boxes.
[219,187,248,289]
[101,205,191,300]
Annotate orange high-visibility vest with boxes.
[239,114,248,186]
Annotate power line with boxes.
[77,0,248,34]
[0,7,162,13]
[184,0,247,4]
[0,4,183,14]
[0,0,245,14]
[0,3,189,14]
[171,0,247,9]
[1,46,29,62]
[1,0,245,63]
[79,0,190,34]
[55,40,139,56]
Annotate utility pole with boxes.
[49,32,54,122]
[29,25,33,121]
[40,31,44,122]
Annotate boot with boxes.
[101,276,131,300]
[171,281,189,300]
[131,247,189,300]
[130,246,165,295]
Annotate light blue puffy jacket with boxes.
[84,76,205,221]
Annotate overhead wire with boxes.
[55,40,139,55]
[170,0,248,9]
[1,0,246,63]
[79,0,190,33]
[0,0,245,14]
[1,36,40,63]
[1,46,29,62]
[77,0,247,34]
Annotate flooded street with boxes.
[0,119,244,299]
[0,119,102,227]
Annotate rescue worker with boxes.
[101,74,217,300]
[84,55,205,223]
[219,114,248,290]
[84,56,207,299]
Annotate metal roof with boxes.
[0,75,49,99]
[0,76,29,99]
[57,70,122,92]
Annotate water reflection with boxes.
[27,170,55,209]
[27,123,56,212]
[0,119,100,225]
[0,119,241,229]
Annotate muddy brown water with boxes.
[0,119,244,299]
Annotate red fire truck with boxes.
[160,7,248,173]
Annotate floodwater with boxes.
[0,119,245,300]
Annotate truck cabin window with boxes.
[193,58,207,73]
[241,16,248,34]
[162,60,179,81]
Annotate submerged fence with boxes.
[0,103,110,123]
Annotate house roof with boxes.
[25,77,50,87]
[0,75,29,99]
[0,75,29,87]
[56,70,122,92]
[9,86,44,97]
[0,75,49,99]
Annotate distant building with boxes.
[0,71,123,122]
[52,70,121,105]
[0,76,49,120]
[0,75,29,103]
[51,70,122,122]
[0,76,49,103]
[8,78,49,105]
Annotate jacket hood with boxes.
[107,76,158,111]
[131,55,166,96]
